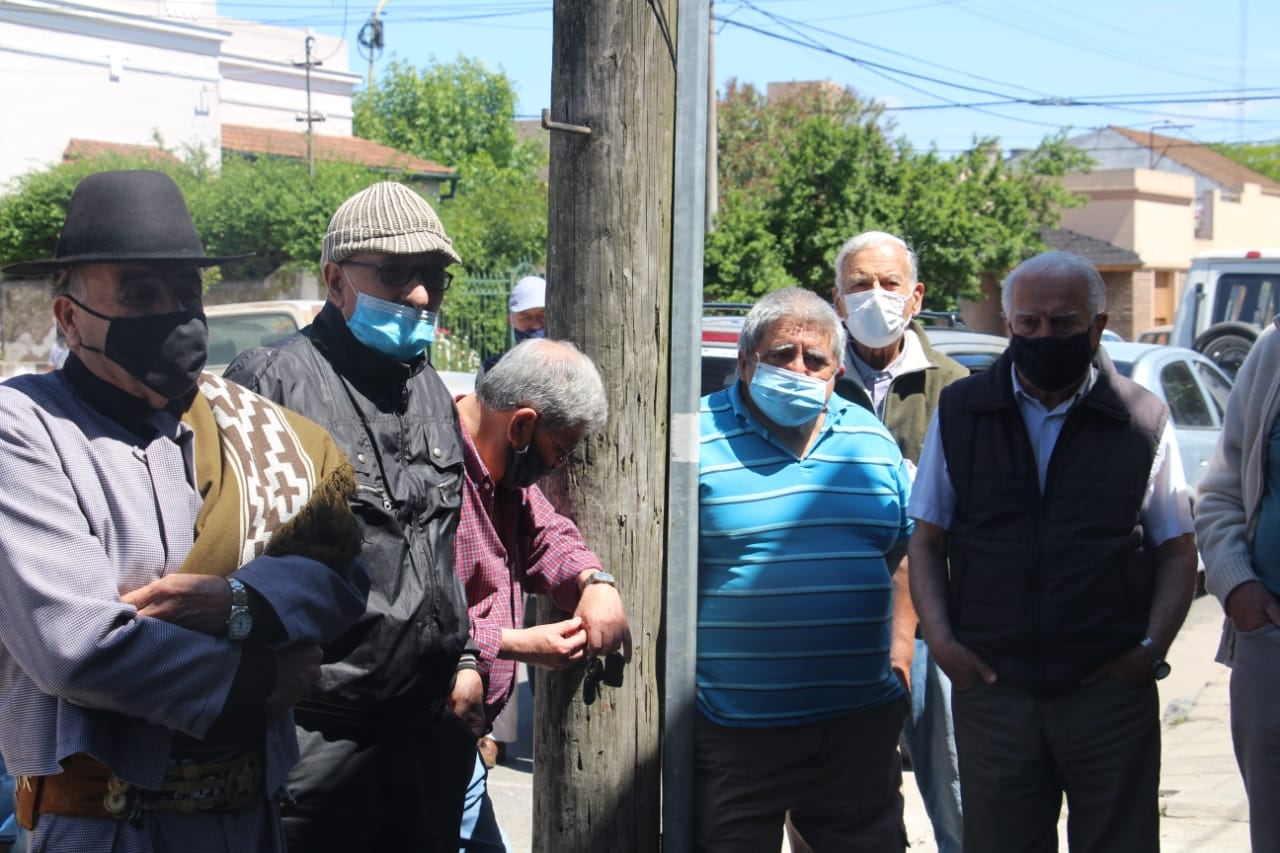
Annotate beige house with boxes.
[963,126,1280,339]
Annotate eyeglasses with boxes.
[537,423,581,468]
[342,260,453,292]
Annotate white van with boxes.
[1171,249,1280,376]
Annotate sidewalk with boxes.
[490,594,1250,852]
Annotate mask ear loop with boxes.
[508,410,540,454]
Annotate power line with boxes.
[729,0,1049,99]
[885,93,1280,111]
[717,9,1280,133]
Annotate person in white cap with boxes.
[507,275,546,343]
[480,275,547,376]
[225,182,477,853]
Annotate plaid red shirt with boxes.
[455,424,600,724]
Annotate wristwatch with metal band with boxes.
[1140,637,1171,680]
[584,570,618,590]
[227,578,253,641]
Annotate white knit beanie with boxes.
[322,182,461,265]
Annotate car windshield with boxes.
[1212,273,1279,327]
[207,312,300,365]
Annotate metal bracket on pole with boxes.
[541,108,592,136]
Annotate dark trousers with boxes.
[1228,623,1280,852]
[694,698,908,853]
[282,704,476,853]
[953,679,1160,853]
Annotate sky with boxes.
[219,0,1280,156]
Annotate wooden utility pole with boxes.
[536,1,677,851]
[293,35,324,178]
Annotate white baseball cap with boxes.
[509,276,546,313]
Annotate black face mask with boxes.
[69,297,209,400]
[1008,328,1096,392]
[499,442,552,491]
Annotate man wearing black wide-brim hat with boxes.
[0,170,369,852]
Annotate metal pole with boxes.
[305,35,314,178]
[664,0,710,850]
[705,0,717,231]
[367,15,377,91]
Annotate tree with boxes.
[356,56,532,172]
[706,80,1090,307]
[0,152,194,267]
[187,155,392,280]
[1208,141,1280,183]
[0,152,395,282]
[355,57,549,274]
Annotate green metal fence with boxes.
[433,261,539,372]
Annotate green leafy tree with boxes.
[356,56,548,274]
[356,57,532,172]
[0,152,195,267]
[186,155,393,280]
[0,152,396,282]
[1208,141,1280,183]
[707,80,1090,308]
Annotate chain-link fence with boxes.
[433,261,539,372]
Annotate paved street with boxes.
[489,593,1250,852]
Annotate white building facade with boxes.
[0,0,359,189]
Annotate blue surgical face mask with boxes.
[346,288,436,362]
[513,326,546,342]
[747,360,830,427]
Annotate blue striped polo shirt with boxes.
[697,382,912,728]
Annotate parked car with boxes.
[1103,342,1233,502]
[438,370,476,397]
[204,299,325,374]
[1170,248,1280,377]
[1138,325,1173,345]
[699,315,1011,395]
[924,328,1009,375]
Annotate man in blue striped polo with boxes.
[695,287,913,853]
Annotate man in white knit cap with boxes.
[225,182,477,852]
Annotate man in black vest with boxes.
[908,251,1198,853]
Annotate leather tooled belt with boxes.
[14,750,262,830]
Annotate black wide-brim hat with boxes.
[2,170,251,277]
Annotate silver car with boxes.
[1103,342,1233,501]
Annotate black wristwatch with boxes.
[226,578,253,641]
[1139,637,1171,680]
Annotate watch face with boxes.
[228,610,253,641]
[1154,660,1171,680]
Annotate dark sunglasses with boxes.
[342,260,453,292]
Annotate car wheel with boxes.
[1193,323,1258,378]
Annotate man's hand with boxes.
[502,618,589,669]
[890,556,916,694]
[121,574,232,635]
[1225,580,1280,633]
[266,644,323,719]
[1081,645,1153,688]
[449,668,487,737]
[928,636,997,691]
[890,643,914,694]
[575,583,633,662]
